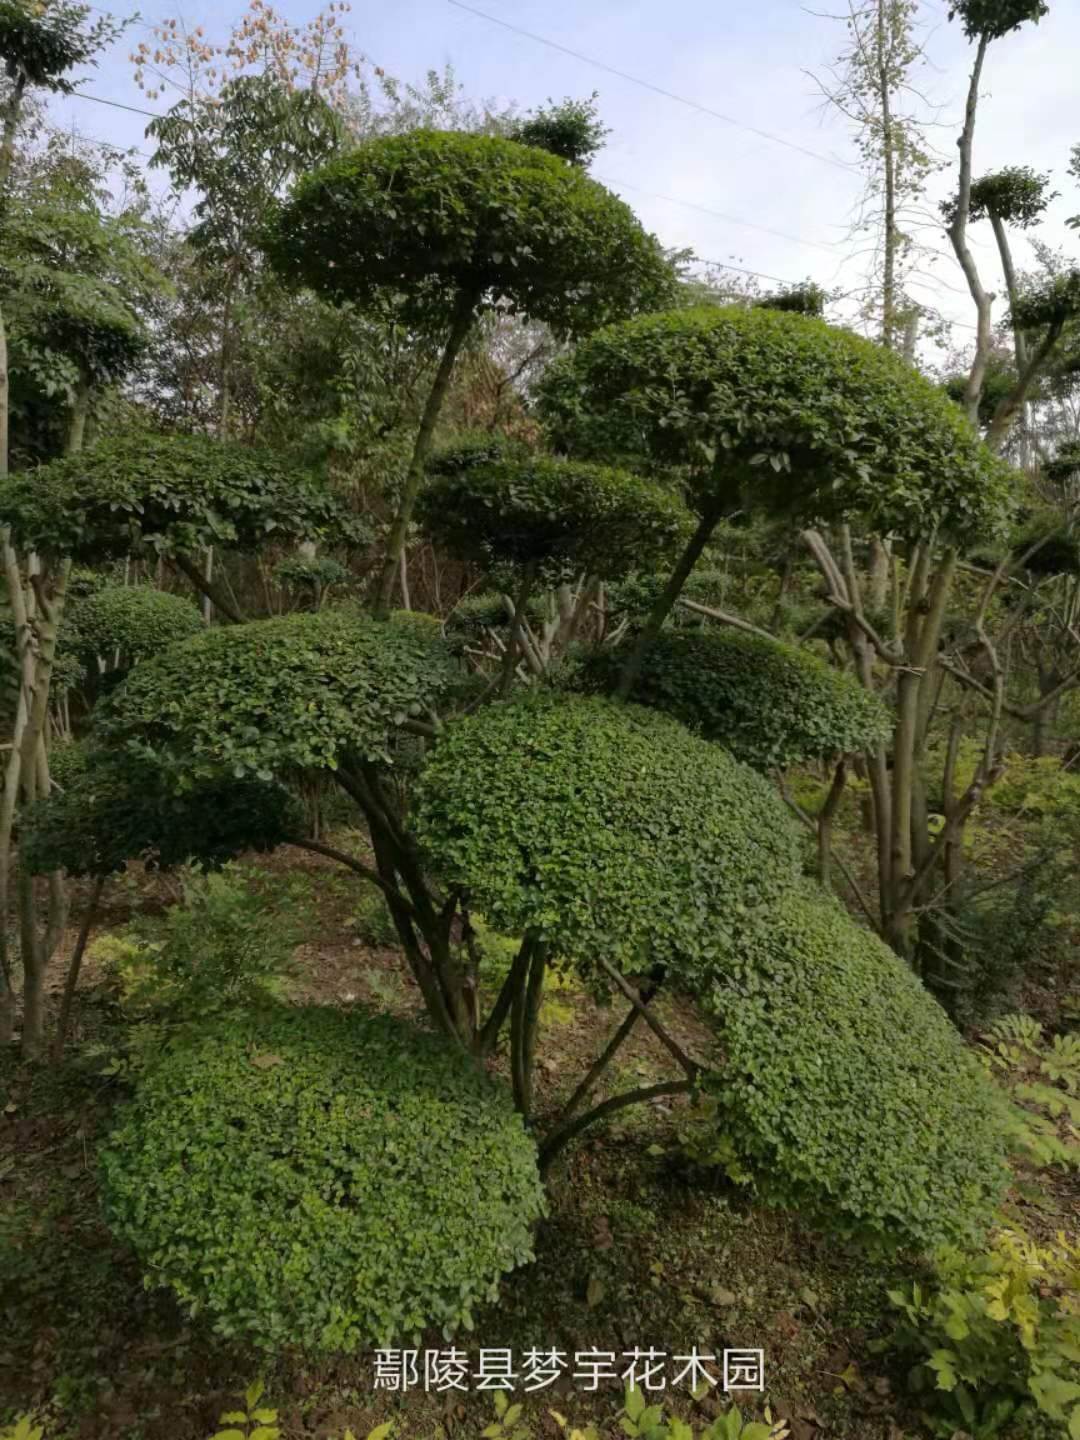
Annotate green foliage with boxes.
[0,431,363,563]
[99,1005,545,1350]
[507,93,609,167]
[348,888,399,948]
[754,283,826,317]
[1011,270,1080,333]
[599,1387,784,1440]
[264,129,676,335]
[887,1228,1080,1438]
[0,0,123,91]
[65,584,202,668]
[539,306,1012,542]
[576,627,891,769]
[412,692,802,988]
[98,608,458,778]
[418,455,690,581]
[207,1379,280,1440]
[979,1014,1080,1173]
[272,554,349,594]
[100,868,299,1021]
[20,743,299,877]
[966,167,1056,227]
[947,0,1048,41]
[695,886,1010,1250]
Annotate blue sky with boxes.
[50,0,1080,352]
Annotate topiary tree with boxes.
[99,1005,545,1350]
[692,885,1010,1250]
[538,303,1012,694]
[576,627,892,771]
[418,450,690,686]
[64,582,202,672]
[22,739,302,1057]
[412,691,802,1117]
[263,128,676,616]
[507,93,609,167]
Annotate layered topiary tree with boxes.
[263,128,676,615]
[693,886,1010,1250]
[417,447,690,686]
[99,1005,545,1350]
[576,627,892,770]
[538,304,1011,694]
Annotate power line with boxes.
[597,173,845,253]
[446,0,862,177]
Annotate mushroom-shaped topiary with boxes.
[576,627,892,770]
[65,584,203,669]
[0,430,363,567]
[21,743,300,878]
[539,306,1011,541]
[264,128,676,615]
[412,691,802,991]
[539,305,1013,689]
[694,885,1010,1250]
[99,1005,545,1350]
[417,453,690,581]
[98,608,459,778]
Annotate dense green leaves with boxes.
[98,609,458,777]
[22,743,298,876]
[0,431,364,561]
[966,166,1055,227]
[0,0,122,91]
[539,306,1014,542]
[412,692,802,986]
[64,585,203,668]
[947,0,1048,42]
[699,887,1010,1250]
[264,129,676,334]
[418,454,690,579]
[99,1005,544,1349]
[578,627,891,769]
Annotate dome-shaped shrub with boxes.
[99,608,459,777]
[0,430,362,562]
[539,306,1013,541]
[412,692,802,988]
[578,627,892,769]
[99,1006,544,1350]
[417,454,690,581]
[21,744,299,877]
[698,887,1010,1250]
[67,584,203,666]
[264,129,675,334]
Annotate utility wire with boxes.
[446,0,862,176]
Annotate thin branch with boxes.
[674,598,776,641]
[597,958,700,1081]
[285,836,417,914]
[538,1080,694,1174]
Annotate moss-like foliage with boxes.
[700,887,1010,1250]
[578,628,891,770]
[99,1006,544,1350]
[539,306,1013,542]
[22,743,298,877]
[417,455,690,580]
[264,129,676,334]
[98,609,458,778]
[412,692,802,987]
[66,585,203,666]
[0,430,364,562]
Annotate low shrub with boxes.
[577,627,891,770]
[693,887,1010,1251]
[65,584,203,668]
[887,1228,1080,1438]
[99,1005,544,1351]
[412,693,802,991]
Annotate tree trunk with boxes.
[373,290,477,620]
[947,34,993,427]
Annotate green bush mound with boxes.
[578,627,891,770]
[418,455,689,580]
[412,692,802,988]
[0,430,364,561]
[99,1005,545,1350]
[66,584,203,665]
[98,608,458,777]
[21,744,299,876]
[265,129,675,334]
[700,887,1010,1250]
[539,305,1013,541]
